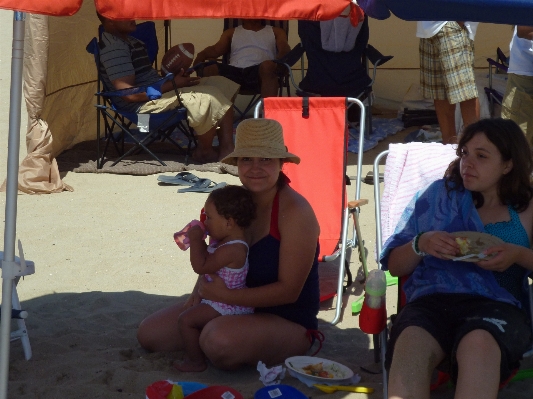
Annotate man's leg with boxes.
[258,60,280,98]
[459,97,480,130]
[434,99,457,144]
[216,106,235,161]
[194,128,219,164]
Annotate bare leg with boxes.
[174,304,221,372]
[193,128,219,163]
[388,326,445,399]
[434,99,457,145]
[199,313,310,370]
[459,97,480,131]
[454,330,500,399]
[137,301,188,352]
[258,60,280,98]
[216,107,235,161]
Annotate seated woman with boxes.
[381,118,533,398]
[137,118,321,369]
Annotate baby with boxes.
[174,185,256,372]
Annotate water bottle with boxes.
[359,269,387,334]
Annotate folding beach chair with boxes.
[297,16,393,137]
[86,22,196,168]
[372,143,533,398]
[0,240,35,360]
[484,47,509,117]
[254,96,369,325]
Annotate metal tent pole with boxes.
[0,11,25,399]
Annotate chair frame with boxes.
[0,240,34,361]
[485,47,509,117]
[87,23,196,168]
[254,97,369,325]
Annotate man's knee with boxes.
[258,60,277,77]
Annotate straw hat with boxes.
[221,118,300,166]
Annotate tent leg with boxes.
[0,11,26,399]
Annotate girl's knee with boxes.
[457,329,500,358]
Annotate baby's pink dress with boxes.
[201,239,254,315]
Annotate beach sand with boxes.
[1,11,533,399]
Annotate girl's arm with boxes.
[388,231,460,276]
[199,188,320,308]
[189,230,247,275]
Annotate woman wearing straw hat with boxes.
[137,118,321,369]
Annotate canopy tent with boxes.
[0,1,355,399]
[359,0,533,25]
[0,0,532,398]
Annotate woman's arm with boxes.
[199,188,319,307]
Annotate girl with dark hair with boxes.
[382,118,533,398]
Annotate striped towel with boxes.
[381,142,457,245]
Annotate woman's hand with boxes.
[474,243,522,272]
[418,231,459,259]
[198,274,230,303]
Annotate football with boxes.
[161,43,195,75]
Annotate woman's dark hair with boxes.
[207,185,256,228]
[444,118,533,211]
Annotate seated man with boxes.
[193,19,291,98]
[96,14,240,163]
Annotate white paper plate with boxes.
[285,356,354,382]
[442,231,504,262]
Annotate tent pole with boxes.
[0,11,25,399]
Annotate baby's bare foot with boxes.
[173,358,208,372]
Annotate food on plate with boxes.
[455,237,471,255]
[302,362,334,378]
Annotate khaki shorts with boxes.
[138,76,240,135]
[419,22,478,104]
[501,73,533,145]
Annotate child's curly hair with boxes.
[207,185,256,228]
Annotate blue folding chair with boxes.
[297,17,393,138]
[87,22,196,168]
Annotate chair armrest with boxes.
[98,74,174,100]
[486,58,508,73]
[364,44,393,67]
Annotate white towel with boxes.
[320,17,362,52]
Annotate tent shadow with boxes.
[8,290,381,398]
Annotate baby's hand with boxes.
[187,224,205,241]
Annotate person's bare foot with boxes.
[173,358,208,372]
[192,147,218,164]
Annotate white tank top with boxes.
[229,25,277,68]
[508,26,533,77]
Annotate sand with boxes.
[1,10,533,399]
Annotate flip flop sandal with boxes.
[177,179,227,193]
[157,172,200,186]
